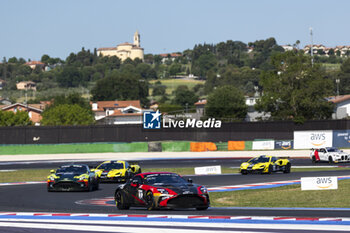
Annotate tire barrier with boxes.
[148,142,162,152]
[228,141,245,151]
[161,141,190,152]
[190,142,217,152]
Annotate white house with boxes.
[328,94,350,119]
[91,100,143,125]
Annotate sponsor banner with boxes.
[143,110,222,129]
[252,140,275,150]
[275,140,293,150]
[301,176,338,190]
[333,130,350,148]
[194,165,221,175]
[294,131,333,149]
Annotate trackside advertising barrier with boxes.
[275,140,293,150]
[301,177,338,190]
[252,140,274,150]
[294,131,333,149]
[333,130,350,148]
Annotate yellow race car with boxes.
[92,160,141,182]
[239,155,291,175]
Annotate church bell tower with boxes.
[133,30,140,47]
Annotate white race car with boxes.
[310,147,350,163]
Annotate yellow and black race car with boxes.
[92,160,141,182]
[239,155,291,175]
[47,164,99,192]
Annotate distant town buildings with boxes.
[16,81,36,91]
[303,44,350,57]
[159,53,182,63]
[25,61,45,70]
[97,31,144,61]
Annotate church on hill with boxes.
[97,31,144,61]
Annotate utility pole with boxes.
[310,27,314,66]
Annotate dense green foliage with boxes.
[172,86,198,108]
[0,111,32,126]
[90,69,149,106]
[205,85,247,120]
[0,36,347,125]
[41,104,94,126]
[256,51,334,123]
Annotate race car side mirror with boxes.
[50,169,55,174]
[188,178,193,183]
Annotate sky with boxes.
[1,0,349,61]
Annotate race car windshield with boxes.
[98,163,124,170]
[248,157,270,164]
[327,148,340,152]
[144,174,187,185]
[57,166,87,173]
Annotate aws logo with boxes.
[310,133,326,147]
[316,177,333,189]
[281,141,292,150]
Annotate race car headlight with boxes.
[79,176,88,180]
[157,188,169,194]
[200,186,208,194]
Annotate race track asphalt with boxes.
[1,158,350,218]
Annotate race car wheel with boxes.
[329,156,333,164]
[145,191,156,210]
[115,190,130,210]
[93,180,99,191]
[87,179,93,192]
[312,156,317,163]
[241,170,248,175]
[284,163,291,173]
[267,165,273,174]
[196,206,209,210]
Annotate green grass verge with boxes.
[2,167,349,183]
[210,179,350,208]
[0,142,148,155]
[150,79,205,95]
[0,169,50,183]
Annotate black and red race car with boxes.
[114,172,210,210]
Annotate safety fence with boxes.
[0,132,349,155]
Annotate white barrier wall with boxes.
[301,176,338,190]
[294,130,333,149]
[252,140,275,150]
[194,166,221,175]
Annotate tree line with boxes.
[1,37,350,126]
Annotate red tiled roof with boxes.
[328,94,350,104]
[25,61,45,66]
[1,103,44,112]
[194,99,207,106]
[97,47,116,51]
[159,53,182,58]
[91,100,141,112]
[109,110,142,117]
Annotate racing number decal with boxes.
[138,189,143,199]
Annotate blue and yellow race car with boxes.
[47,164,99,191]
[239,155,291,175]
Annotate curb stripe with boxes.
[0,212,350,222]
